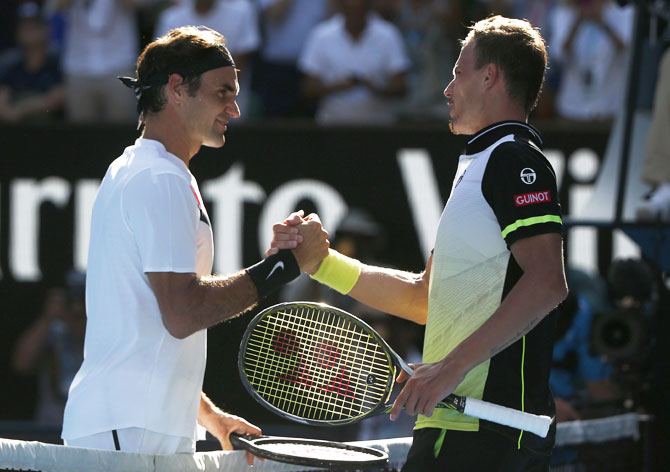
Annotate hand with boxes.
[555,397,581,423]
[292,213,329,274]
[265,210,305,257]
[207,412,263,466]
[42,288,68,321]
[389,357,466,421]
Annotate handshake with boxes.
[266,210,330,275]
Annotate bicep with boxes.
[510,233,566,288]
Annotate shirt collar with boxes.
[463,121,543,156]
[135,138,191,174]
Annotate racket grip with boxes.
[463,397,552,438]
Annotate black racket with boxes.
[229,433,388,469]
[238,302,552,438]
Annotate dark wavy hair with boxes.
[135,26,233,118]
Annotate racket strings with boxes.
[243,306,392,421]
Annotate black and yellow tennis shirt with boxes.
[416,121,562,453]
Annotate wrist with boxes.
[309,249,361,294]
[246,249,300,300]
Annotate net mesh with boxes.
[0,436,412,472]
[242,305,393,423]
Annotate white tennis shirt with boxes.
[62,138,213,441]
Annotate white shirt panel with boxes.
[62,139,213,441]
[298,14,410,124]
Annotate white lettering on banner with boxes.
[202,163,265,275]
[258,180,347,261]
[74,180,100,273]
[397,149,444,262]
[10,178,71,281]
[0,147,617,282]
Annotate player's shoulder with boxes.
[119,140,191,185]
[487,138,555,178]
[309,15,344,41]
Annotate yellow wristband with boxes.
[310,249,362,295]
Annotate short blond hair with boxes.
[462,16,547,115]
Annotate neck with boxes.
[142,112,199,167]
[472,98,526,134]
[345,15,367,40]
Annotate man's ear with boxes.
[165,73,186,105]
[483,63,500,90]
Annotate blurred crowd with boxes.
[0,0,637,125]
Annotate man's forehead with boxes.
[203,66,238,89]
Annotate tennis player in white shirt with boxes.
[61,27,328,464]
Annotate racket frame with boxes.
[238,301,399,426]
[239,301,553,438]
[229,433,389,469]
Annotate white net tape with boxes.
[0,436,412,472]
[0,414,650,471]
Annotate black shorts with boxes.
[401,428,551,472]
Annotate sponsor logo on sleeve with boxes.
[520,168,536,184]
[515,190,551,206]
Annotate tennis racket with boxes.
[238,302,553,438]
[229,433,388,469]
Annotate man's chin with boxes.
[203,135,226,148]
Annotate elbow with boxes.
[548,276,569,308]
[160,302,195,340]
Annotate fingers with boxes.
[396,369,410,384]
[283,210,305,225]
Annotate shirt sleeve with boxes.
[123,171,199,274]
[297,28,325,77]
[482,141,563,247]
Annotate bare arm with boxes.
[390,232,568,419]
[198,392,262,465]
[272,212,430,324]
[346,254,432,324]
[12,288,68,373]
[2,85,65,122]
[148,219,328,339]
[147,270,257,340]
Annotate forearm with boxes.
[198,391,223,430]
[149,271,258,339]
[445,271,567,375]
[348,266,428,324]
[310,249,430,324]
[12,316,51,373]
[13,87,65,118]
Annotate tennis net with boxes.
[0,413,650,471]
[0,436,411,471]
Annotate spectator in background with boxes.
[298,0,410,125]
[254,0,330,117]
[155,0,260,119]
[548,0,634,123]
[0,2,64,122]
[637,48,670,222]
[551,286,614,422]
[12,271,86,426]
[392,0,460,121]
[57,0,139,123]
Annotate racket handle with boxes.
[462,397,552,438]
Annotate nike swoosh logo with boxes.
[266,261,285,280]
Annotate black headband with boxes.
[118,49,235,103]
